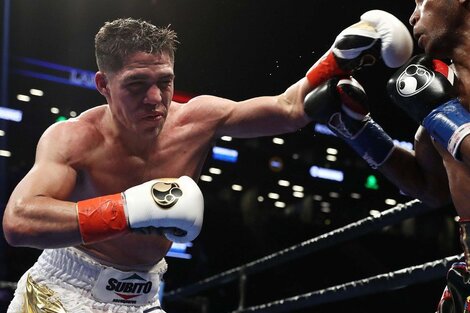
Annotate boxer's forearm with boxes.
[378,146,451,207]
[3,196,83,248]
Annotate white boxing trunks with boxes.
[7,247,168,313]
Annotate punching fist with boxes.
[387,54,470,159]
[306,10,413,89]
[304,77,395,168]
[77,176,204,243]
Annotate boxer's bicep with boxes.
[3,125,82,247]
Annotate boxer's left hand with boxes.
[305,10,413,88]
[387,54,470,159]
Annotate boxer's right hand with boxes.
[305,10,413,89]
[77,176,204,244]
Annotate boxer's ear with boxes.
[95,72,109,97]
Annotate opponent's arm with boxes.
[304,76,395,169]
[304,76,451,206]
[378,127,451,206]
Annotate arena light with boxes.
[29,88,44,96]
[212,146,238,163]
[16,94,30,102]
[314,123,335,136]
[208,167,222,175]
[385,198,397,206]
[393,139,413,151]
[313,194,323,201]
[326,148,338,155]
[268,192,280,200]
[166,242,192,259]
[0,106,22,122]
[232,184,243,191]
[200,175,212,182]
[320,205,331,214]
[0,150,11,157]
[329,192,340,198]
[269,156,283,172]
[0,130,5,136]
[326,155,337,162]
[14,57,195,101]
[350,192,361,199]
[14,57,96,89]
[365,175,379,190]
[309,165,344,182]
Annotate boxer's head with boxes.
[409,0,468,58]
[95,18,178,74]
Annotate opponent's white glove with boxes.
[77,176,204,244]
[306,10,413,88]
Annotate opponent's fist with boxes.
[77,176,204,244]
[306,10,413,88]
[304,77,395,169]
[387,54,457,124]
[304,76,368,129]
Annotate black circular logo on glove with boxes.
[396,64,434,97]
[151,181,183,208]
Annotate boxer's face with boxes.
[100,51,175,136]
[409,0,462,58]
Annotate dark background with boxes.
[0,1,462,312]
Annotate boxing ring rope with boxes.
[164,199,457,311]
[233,254,462,313]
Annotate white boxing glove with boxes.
[124,176,204,243]
[306,10,413,88]
[76,176,204,244]
[359,10,413,68]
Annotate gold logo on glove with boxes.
[151,181,183,209]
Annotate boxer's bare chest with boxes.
[72,121,213,200]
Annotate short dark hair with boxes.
[95,18,178,73]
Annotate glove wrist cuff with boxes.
[330,116,395,169]
[423,98,470,160]
[76,193,129,244]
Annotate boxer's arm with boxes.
[3,121,204,248]
[3,122,83,248]
[186,10,412,139]
[186,78,312,139]
[460,137,470,165]
[378,126,451,207]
